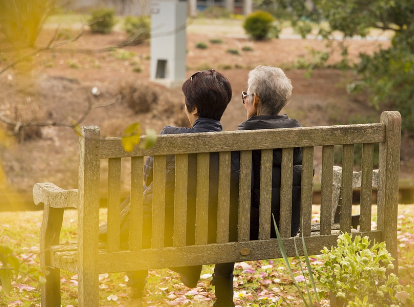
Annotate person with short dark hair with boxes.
[100,69,234,307]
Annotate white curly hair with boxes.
[247,65,293,115]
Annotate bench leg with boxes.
[40,205,64,306]
[78,271,99,307]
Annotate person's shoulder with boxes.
[160,126,192,135]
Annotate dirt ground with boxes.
[1,27,413,199]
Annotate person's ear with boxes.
[191,106,198,116]
[253,94,261,108]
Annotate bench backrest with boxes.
[77,111,401,274]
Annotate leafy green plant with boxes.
[0,246,19,295]
[209,38,223,44]
[242,46,254,52]
[89,8,115,34]
[226,48,240,55]
[315,233,414,306]
[123,16,150,44]
[243,11,275,40]
[195,42,208,49]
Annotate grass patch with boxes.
[1,205,413,305]
[226,48,240,55]
[195,42,208,49]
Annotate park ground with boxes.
[0,205,413,306]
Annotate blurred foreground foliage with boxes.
[261,0,414,133]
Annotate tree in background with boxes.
[262,0,414,133]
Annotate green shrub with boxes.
[195,42,208,49]
[242,46,254,52]
[201,6,230,18]
[209,38,223,44]
[218,64,232,70]
[243,11,275,40]
[315,233,414,306]
[226,48,240,55]
[89,8,115,34]
[123,16,150,43]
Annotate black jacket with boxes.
[112,118,226,248]
[237,115,303,239]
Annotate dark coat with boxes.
[141,118,224,247]
[237,114,303,239]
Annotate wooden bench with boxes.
[33,111,401,306]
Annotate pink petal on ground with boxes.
[16,284,36,292]
[295,275,306,282]
[242,268,255,274]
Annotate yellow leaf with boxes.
[121,122,142,152]
[140,128,157,149]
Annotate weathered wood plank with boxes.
[78,126,100,307]
[280,148,293,238]
[196,153,209,245]
[174,154,188,247]
[40,205,64,305]
[91,231,383,272]
[321,146,334,235]
[381,111,401,271]
[107,158,121,252]
[100,124,385,158]
[360,143,374,232]
[238,151,252,242]
[259,150,273,240]
[129,157,144,251]
[341,145,354,233]
[152,155,166,249]
[33,183,78,208]
[217,152,231,243]
[300,147,314,237]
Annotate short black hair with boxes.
[182,69,232,121]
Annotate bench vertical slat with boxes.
[380,112,401,269]
[107,158,122,252]
[196,153,209,245]
[259,149,273,240]
[238,150,252,242]
[174,154,188,247]
[217,152,231,243]
[360,143,374,232]
[129,157,144,251]
[300,147,314,237]
[321,145,334,235]
[152,155,166,249]
[340,144,354,233]
[78,127,100,307]
[280,148,293,238]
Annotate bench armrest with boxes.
[33,183,78,209]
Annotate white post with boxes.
[190,0,197,17]
[244,0,252,15]
[226,0,234,13]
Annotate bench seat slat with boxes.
[100,124,385,159]
[300,147,314,237]
[217,152,231,243]
[196,153,209,245]
[238,151,252,242]
[152,156,166,249]
[107,158,121,252]
[259,149,273,240]
[129,157,144,250]
[340,145,354,232]
[360,143,374,232]
[280,148,293,238]
[51,231,383,273]
[321,146,334,235]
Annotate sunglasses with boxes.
[241,91,254,104]
[190,69,216,81]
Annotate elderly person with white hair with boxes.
[239,65,303,240]
[214,66,304,307]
